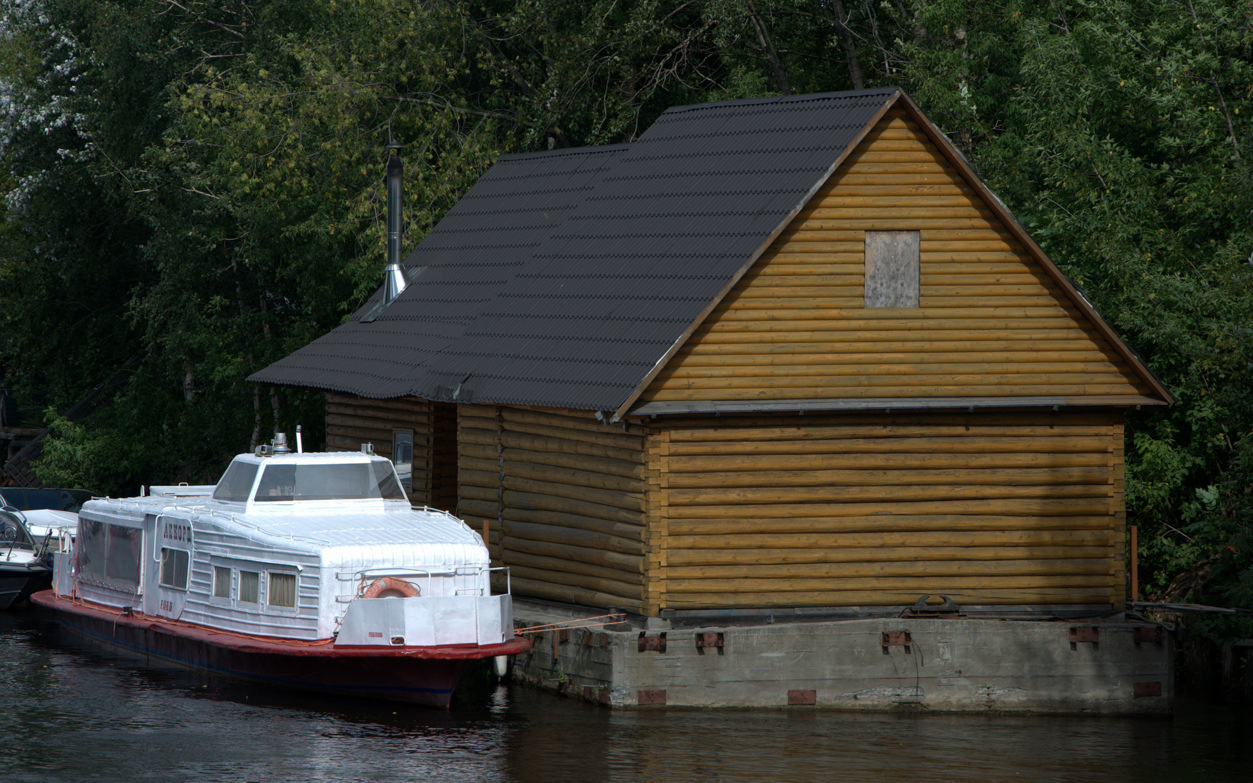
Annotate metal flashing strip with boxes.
[629,395,1167,417]
[658,604,1120,628]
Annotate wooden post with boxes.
[482,518,490,548]
[1130,525,1138,602]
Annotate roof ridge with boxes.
[497,143,631,163]
[660,86,901,115]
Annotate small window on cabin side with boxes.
[269,572,297,608]
[239,570,260,603]
[864,230,920,308]
[159,547,190,590]
[393,429,414,493]
[213,566,231,599]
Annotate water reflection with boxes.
[1,610,1247,782]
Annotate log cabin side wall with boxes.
[325,392,434,507]
[457,405,650,614]
[648,410,1126,612]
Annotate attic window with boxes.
[864,231,920,308]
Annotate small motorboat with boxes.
[20,508,79,542]
[32,434,529,707]
[0,488,93,584]
[0,509,52,609]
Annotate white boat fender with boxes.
[362,576,419,599]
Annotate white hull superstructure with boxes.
[36,437,527,706]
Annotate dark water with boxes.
[2,611,1249,783]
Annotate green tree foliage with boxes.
[1,0,1249,613]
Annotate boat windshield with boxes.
[252,459,407,502]
[212,460,260,503]
[0,510,34,548]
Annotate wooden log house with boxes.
[252,88,1172,618]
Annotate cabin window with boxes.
[77,520,107,580]
[159,547,190,590]
[864,230,920,308]
[393,429,414,493]
[105,526,142,587]
[268,572,297,608]
[213,566,231,599]
[77,521,141,589]
[213,460,259,502]
[239,570,260,603]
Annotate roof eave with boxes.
[628,395,1170,418]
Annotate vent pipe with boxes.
[383,141,406,306]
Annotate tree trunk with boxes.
[746,2,790,95]
[832,0,864,90]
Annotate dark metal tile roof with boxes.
[250,88,900,409]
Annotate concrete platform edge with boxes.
[509,601,1174,714]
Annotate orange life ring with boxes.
[362,576,419,599]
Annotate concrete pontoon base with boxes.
[510,600,1173,714]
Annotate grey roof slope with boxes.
[250,88,901,409]
[251,143,628,399]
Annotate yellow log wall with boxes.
[457,405,650,613]
[325,392,433,506]
[649,410,1126,611]
[639,107,1155,403]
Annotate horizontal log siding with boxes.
[326,393,433,506]
[653,411,1125,611]
[457,405,650,612]
[639,108,1154,404]
[457,405,502,563]
[430,403,458,512]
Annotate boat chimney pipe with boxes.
[383,141,406,306]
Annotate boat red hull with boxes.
[31,590,530,708]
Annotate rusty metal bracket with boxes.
[1070,626,1100,650]
[788,689,817,705]
[1134,681,1162,698]
[881,630,912,654]
[638,689,667,705]
[695,632,724,652]
[638,632,667,653]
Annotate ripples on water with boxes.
[1,611,1248,782]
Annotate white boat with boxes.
[33,435,528,707]
[0,509,51,609]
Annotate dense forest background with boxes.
[1,0,1249,615]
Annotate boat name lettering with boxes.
[161,520,193,544]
